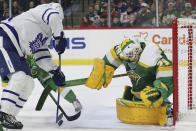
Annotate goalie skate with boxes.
[165,105,173,126]
[0,111,23,129]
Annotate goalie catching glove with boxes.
[85,58,115,90]
[140,80,169,108]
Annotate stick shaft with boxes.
[62,72,131,88]
[56,54,61,123]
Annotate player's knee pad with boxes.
[20,74,35,99]
[5,71,34,101]
[6,71,34,98]
[1,71,34,115]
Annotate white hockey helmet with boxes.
[121,38,143,61]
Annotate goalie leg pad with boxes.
[1,71,34,116]
[116,98,168,126]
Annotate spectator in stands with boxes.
[94,0,101,15]
[120,5,135,25]
[80,15,96,28]
[181,2,194,18]
[152,5,165,27]
[3,1,8,11]
[12,0,21,16]
[162,2,180,26]
[1,8,9,21]
[99,1,107,15]
[123,13,139,27]
[137,2,152,27]
[176,0,186,12]
[96,14,107,28]
[100,3,119,20]
[0,0,3,19]
[86,5,100,24]
[40,0,47,4]
[111,15,122,27]
[190,0,196,7]
[119,0,127,13]
[28,1,35,9]
[0,1,9,20]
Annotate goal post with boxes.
[172,18,196,125]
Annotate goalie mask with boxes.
[121,39,143,61]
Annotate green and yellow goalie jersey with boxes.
[85,38,173,126]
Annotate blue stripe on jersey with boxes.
[34,49,49,54]
[0,22,19,44]
[46,12,59,24]
[3,89,27,102]
[42,8,52,23]
[1,98,23,108]
[35,55,51,62]
[0,50,11,78]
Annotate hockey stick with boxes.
[61,72,132,88]
[49,93,81,121]
[56,54,62,125]
[35,80,81,122]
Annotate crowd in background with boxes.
[0,0,74,21]
[80,0,196,28]
[0,0,196,28]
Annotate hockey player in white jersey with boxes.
[0,2,67,129]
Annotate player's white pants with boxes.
[1,71,34,116]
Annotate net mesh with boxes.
[177,18,196,121]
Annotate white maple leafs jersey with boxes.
[0,3,64,72]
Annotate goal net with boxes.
[173,18,196,125]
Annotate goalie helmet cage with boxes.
[173,18,196,125]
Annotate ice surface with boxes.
[0,65,196,131]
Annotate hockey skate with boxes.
[0,111,23,129]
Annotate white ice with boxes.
[1,65,196,131]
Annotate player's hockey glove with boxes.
[53,31,67,54]
[50,67,66,87]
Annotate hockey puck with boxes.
[58,120,63,126]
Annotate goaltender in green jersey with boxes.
[85,38,173,126]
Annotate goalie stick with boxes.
[62,72,133,88]
[35,71,131,124]
[36,71,132,111]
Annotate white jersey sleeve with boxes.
[33,42,58,72]
[0,3,64,56]
[36,3,64,37]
